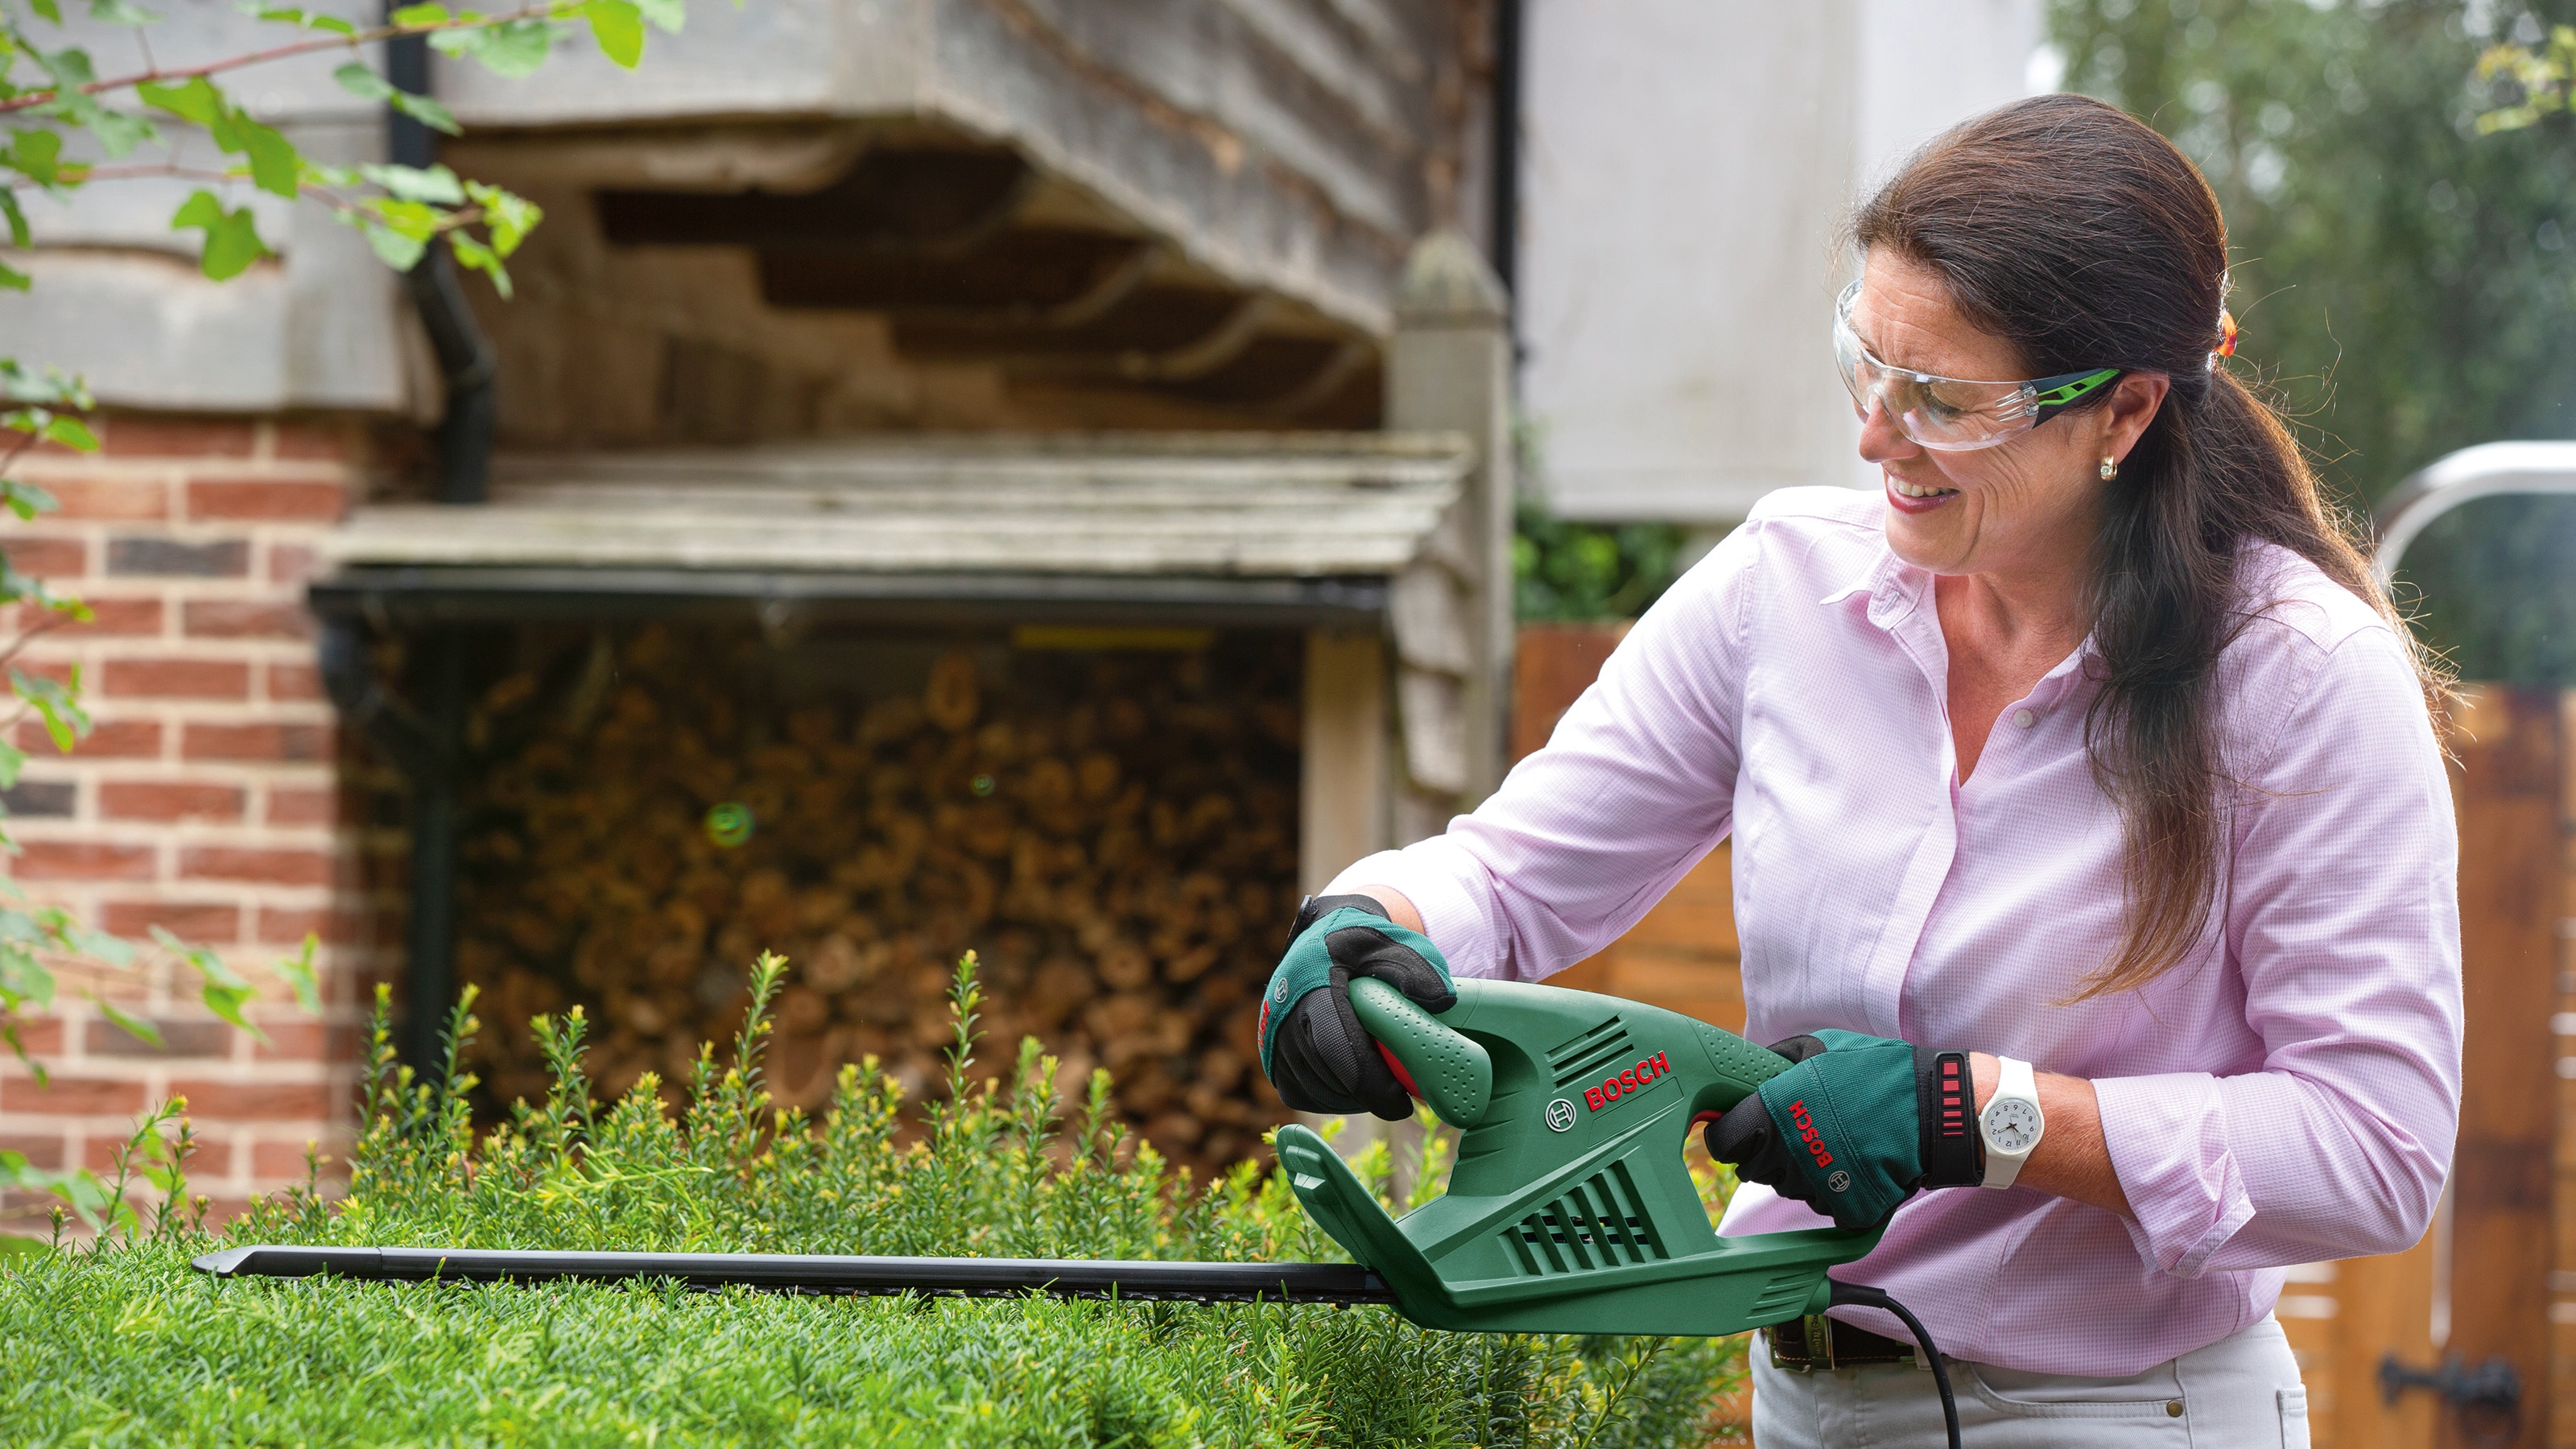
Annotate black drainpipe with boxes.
[1489,0,1521,303]
[332,22,495,1075]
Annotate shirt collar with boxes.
[1819,536,2108,679]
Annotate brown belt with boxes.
[1766,1313,1923,1372]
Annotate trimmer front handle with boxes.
[1276,976,1883,1336]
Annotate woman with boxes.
[1257,95,2459,1444]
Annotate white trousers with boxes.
[1750,1315,2310,1447]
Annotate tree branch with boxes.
[0,3,560,116]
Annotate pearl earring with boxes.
[2099,456,2119,481]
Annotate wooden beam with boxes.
[2439,685,2558,1449]
[1300,630,1389,895]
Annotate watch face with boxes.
[1983,1099,2041,1155]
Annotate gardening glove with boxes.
[1703,1030,1983,1232]
[1257,894,1457,1121]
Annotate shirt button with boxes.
[2013,708,2037,729]
[2165,1402,2183,1418]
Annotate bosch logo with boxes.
[1827,1170,1852,1194]
[1545,1098,1576,1133]
[1582,1051,1673,1113]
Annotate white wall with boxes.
[1517,0,2042,523]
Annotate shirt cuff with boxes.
[2092,1071,2257,1279]
[1323,842,1513,980]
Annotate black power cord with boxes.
[1830,1282,1962,1449]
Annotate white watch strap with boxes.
[1979,1057,2042,1190]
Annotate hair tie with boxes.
[2207,308,2238,371]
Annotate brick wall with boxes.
[0,412,381,1228]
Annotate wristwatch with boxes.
[1978,1056,2046,1189]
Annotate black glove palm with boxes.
[1258,894,1457,1120]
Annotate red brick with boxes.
[2,1018,64,1056]
[250,1138,335,1179]
[26,596,163,636]
[182,723,330,762]
[265,661,322,701]
[263,786,337,827]
[0,1133,65,1170]
[184,600,312,640]
[3,537,86,578]
[100,900,240,942]
[184,480,344,522]
[84,1018,233,1059]
[16,719,161,758]
[11,840,155,881]
[101,658,249,700]
[255,906,354,946]
[267,424,350,461]
[180,846,332,887]
[165,1079,330,1121]
[99,780,245,823]
[250,1020,352,1064]
[39,477,169,520]
[1,1076,146,1115]
[99,418,257,458]
[266,544,318,584]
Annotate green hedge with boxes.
[0,956,1745,1447]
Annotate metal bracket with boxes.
[2378,1352,2521,1446]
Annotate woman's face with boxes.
[1847,250,2167,586]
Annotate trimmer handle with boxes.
[1348,976,1493,1127]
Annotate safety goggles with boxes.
[1832,281,2122,452]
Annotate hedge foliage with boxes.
[1,955,1746,1447]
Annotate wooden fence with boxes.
[1517,627,2567,1448]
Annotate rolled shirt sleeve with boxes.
[2095,623,2462,1276]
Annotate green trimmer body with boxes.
[1277,976,1882,1336]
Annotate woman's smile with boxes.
[1885,470,1961,512]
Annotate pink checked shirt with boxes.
[1329,486,2461,1376]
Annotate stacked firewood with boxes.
[452,624,1302,1173]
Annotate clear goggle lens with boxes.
[1831,284,2119,452]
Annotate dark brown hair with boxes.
[1852,94,2447,997]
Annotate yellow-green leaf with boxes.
[584,0,643,67]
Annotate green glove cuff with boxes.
[1256,906,1454,1081]
[1752,1028,1924,1228]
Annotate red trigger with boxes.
[1377,1042,1421,1098]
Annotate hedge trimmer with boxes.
[197,978,1963,1445]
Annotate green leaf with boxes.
[0,194,23,251]
[229,116,298,199]
[171,189,271,281]
[439,17,555,76]
[353,219,427,270]
[27,0,62,21]
[86,0,157,24]
[254,6,357,35]
[633,0,681,33]
[390,88,460,136]
[40,415,93,452]
[139,76,222,125]
[10,667,85,753]
[0,479,59,518]
[330,60,394,102]
[83,109,153,160]
[448,232,509,299]
[464,180,542,257]
[0,941,56,1011]
[0,262,26,294]
[5,130,65,188]
[150,925,267,1044]
[583,0,643,67]
[0,742,26,791]
[390,1,452,23]
[274,933,320,1015]
[91,996,163,1050]
[359,161,464,205]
